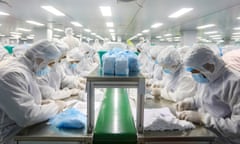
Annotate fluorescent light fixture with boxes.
[232,36,240,38]
[91,33,96,35]
[27,36,34,39]
[41,6,65,16]
[168,8,193,18]
[54,34,61,37]
[212,37,222,40]
[197,24,215,29]
[151,23,163,28]
[137,33,142,36]
[164,33,172,37]
[237,17,240,20]
[209,35,221,38]
[217,40,224,43]
[156,36,162,38]
[99,6,112,17]
[53,28,64,32]
[71,21,83,27]
[10,32,22,35]
[17,28,31,32]
[109,29,115,32]
[106,22,114,27]
[142,29,150,33]
[174,37,181,39]
[0,11,10,16]
[233,27,240,30]
[204,31,218,35]
[110,32,116,36]
[84,29,91,32]
[0,24,2,26]
[232,32,240,35]
[0,34,5,37]
[26,20,44,26]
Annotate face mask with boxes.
[192,73,209,83]
[163,69,172,74]
[69,63,78,69]
[36,66,50,76]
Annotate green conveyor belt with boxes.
[93,88,137,144]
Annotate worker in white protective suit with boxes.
[222,48,240,72]
[158,47,197,102]
[0,40,66,144]
[65,48,85,76]
[93,39,102,51]
[176,45,240,144]
[62,27,80,50]
[36,41,84,100]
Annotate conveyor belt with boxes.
[93,88,137,144]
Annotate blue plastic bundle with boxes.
[126,51,139,72]
[115,53,129,76]
[103,52,116,75]
[49,108,86,129]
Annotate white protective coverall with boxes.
[0,40,62,144]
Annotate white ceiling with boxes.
[0,0,240,41]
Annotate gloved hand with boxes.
[175,99,193,111]
[70,88,80,96]
[55,100,67,113]
[177,111,204,125]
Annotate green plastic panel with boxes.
[93,88,136,144]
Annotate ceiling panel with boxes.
[0,0,240,41]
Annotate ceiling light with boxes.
[164,33,172,37]
[27,36,34,38]
[160,39,165,41]
[174,37,181,39]
[53,28,64,32]
[17,28,31,32]
[151,23,163,28]
[212,37,222,40]
[26,20,44,26]
[232,32,240,35]
[91,33,96,35]
[99,6,112,16]
[204,31,218,35]
[209,35,221,38]
[233,27,240,30]
[237,17,240,20]
[137,33,142,36]
[156,36,162,38]
[0,11,9,16]
[196,24,215,29]
[106,22,114,27]
[54,34,61,37]
[84,29,91,32]
[168,8,193,18]
[41,6,65,16]
[71,21,83,27]
[0,34,5,37]
[109,29,115,32]
[142,29,150,33]
[10,32,22,35]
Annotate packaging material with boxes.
[48,108,86,129]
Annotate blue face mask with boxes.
[163,69,172,74]
[69,63,78,69]
[36,66,50,76]
[192,73,209,83]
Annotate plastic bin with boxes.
[97,50,107,68]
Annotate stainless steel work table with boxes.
[138,99,216,144]
[15,122,91,143]
[85,69,146,134]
